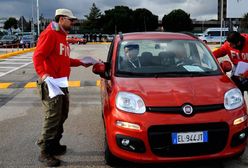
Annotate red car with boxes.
[66,34,87,44]
[93,32,248,165]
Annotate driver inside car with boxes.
[170,42,194,66]
[120,44,141,70]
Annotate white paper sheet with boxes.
[44,77,68,98]
[81,56,99,65]
[183,65,204,72]
[234,61,248,76]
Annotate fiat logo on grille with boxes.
[182,104,193,115]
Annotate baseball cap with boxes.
[124,44,139,50]
[55,8,77,19]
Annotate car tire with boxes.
[104,137,116,166]
[104,131,120,166]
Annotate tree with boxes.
[4,17,18,30]
[162,9,193,32]
[133,8,158,32]
[240,13,248,32]
[83,3,102,31]
[101,6,135,34]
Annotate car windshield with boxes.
[116,39,221,77]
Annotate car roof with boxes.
[117,32,197,41]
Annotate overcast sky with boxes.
[0,0,218,21]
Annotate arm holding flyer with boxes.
[80,56,100,67]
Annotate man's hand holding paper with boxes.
[234,61,248,77]
[80,56,100,67]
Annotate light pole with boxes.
[31,0,34,36]
[220,0,223,46]
[37,0,40,36]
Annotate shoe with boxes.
[38,151,60,167]
[51,143,67,155]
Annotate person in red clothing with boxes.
[213,31,248,94]
[33,8,92,167]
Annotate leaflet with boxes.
[81,56,100,65]
[44,77,68,98]
[234,61,248,76]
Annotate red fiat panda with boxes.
[93,32,248,165]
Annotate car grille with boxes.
[146,104,224,114]
[148,122,229,157]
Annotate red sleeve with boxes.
[70,58,82,67]
[212,42,229,58]
[32,31,56,78]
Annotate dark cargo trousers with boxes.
[36,79,69,151]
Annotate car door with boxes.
[102,39,115,116]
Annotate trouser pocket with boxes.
[37,79,49,100]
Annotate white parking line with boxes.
[0,62,33,78]
[4,58,32,61]
[0,67,17,69]
[0,52,33,78]
[0,62,28,64]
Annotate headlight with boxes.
[116,92,146,114]
[224,88,244,110]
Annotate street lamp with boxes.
[37,0,40,36]
[220,0,223,46]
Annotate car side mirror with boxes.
[92,63,108,79]
[220,60,232,73]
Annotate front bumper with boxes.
[105,106,248,163]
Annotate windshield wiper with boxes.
[153,71,214,78]
[117,71,152,77]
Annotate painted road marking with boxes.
[96,80,101,86]
[0,62,33,78]
[0,83,13,89]
[0,52,33,78]
[68,81,81,87]
[0,62,27,64]
[0,80,101,89]
[0,67,17,69]
[24,82,37,88]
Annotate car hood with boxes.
[114,75,235,106]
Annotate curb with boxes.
[0,48,36,59]
[0,80,101,89]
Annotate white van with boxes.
[199,28,229,44]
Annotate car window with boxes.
[116,39,221,77]
[1,35,16,40]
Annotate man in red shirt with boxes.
[33,8,91,167]
[213,31,248,94]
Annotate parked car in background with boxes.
[198,27,229,44]
[0,35,19,47]
[66,34,87,44]
[92,32,248,166]
[20,35,36,48]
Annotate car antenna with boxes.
[119,32,123,40]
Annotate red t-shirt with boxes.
[213,34,248,65]
[33,22,81,79]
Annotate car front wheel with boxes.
[104,132,120,166]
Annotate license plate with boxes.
[172,131,208,144]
